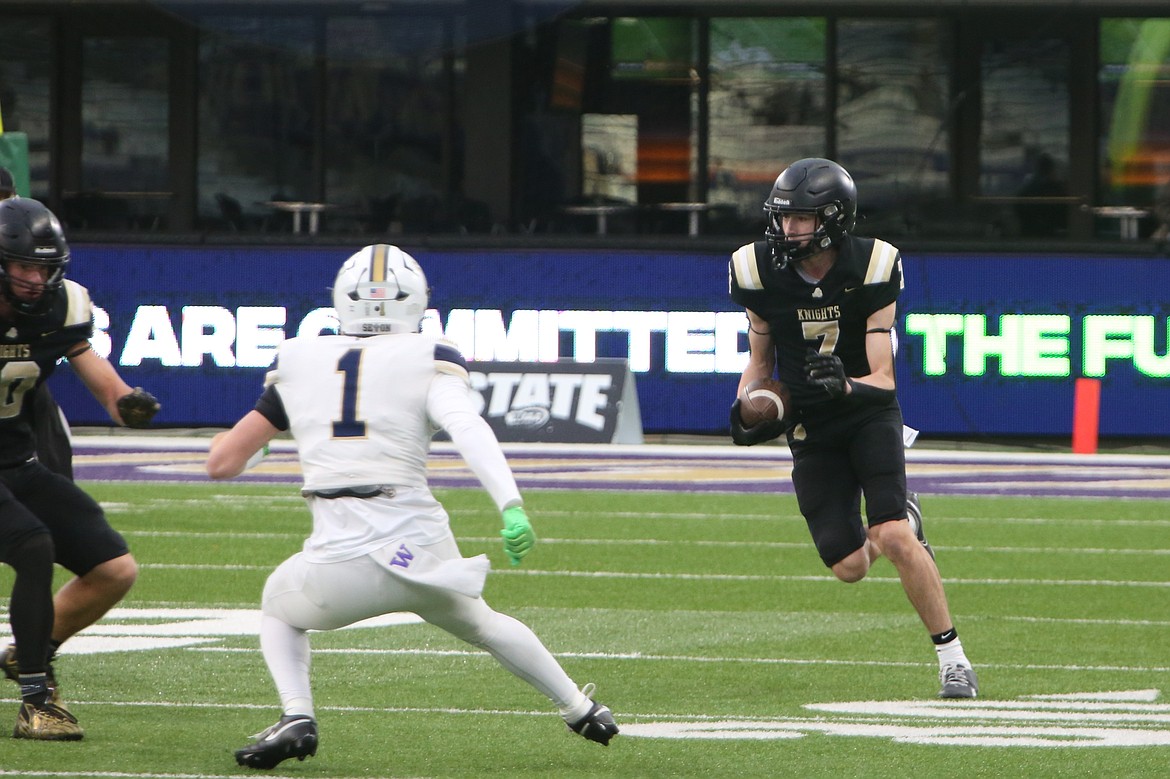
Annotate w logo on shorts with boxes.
[389,543,415,569]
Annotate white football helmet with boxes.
[332,244,428,335]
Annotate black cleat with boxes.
[234,715,318,770]
[906,492,934,560]
[567,685,619,746]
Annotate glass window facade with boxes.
[978,29,1072,238]
[197,17,318,228]
[835,18,951,238]
[708,18,827,225]
[1,4,1168,245]
[324,15,458,234]
[75,36,170,230]
[1100,19,1170,209]
[0,18,53,200]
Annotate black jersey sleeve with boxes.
[254,384,289,431]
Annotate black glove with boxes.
[804,351,848,399]
[116,387,160,428]
[729,399,785,446]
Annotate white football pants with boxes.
[258,535,585,720]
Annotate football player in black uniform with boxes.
[0,197,160,739]
[728,158,977,699]
[0,170,72,478]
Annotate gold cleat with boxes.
[13,701,84,741]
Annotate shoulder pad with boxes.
[434,339,469,381]
[729,241,768,291]
[62,280,93,328]
[263,349,283,388]
[862,239,902,287]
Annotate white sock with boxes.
[935,636,971,669]
[260,615,316,720]
[561,688,593,723]
[283,698,316,720]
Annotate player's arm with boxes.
[851,301,897,393]
[207,410,279,480]
[806,302,898,403]
[428,372,534,565]
[805,302,898,402]
[68,344,158,426]
[730,309,784,446]
[428,373,522,511]
[738,309,776,394]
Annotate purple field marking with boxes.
[70,436,1170,499]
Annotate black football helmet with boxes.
[0,197,70,316]
[763,157,857,268]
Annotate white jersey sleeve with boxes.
[427,373,522,512]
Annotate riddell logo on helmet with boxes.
[361,322,394,332]
[773,198,790,205]
[34,246,56,255]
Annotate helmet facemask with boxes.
[0,256,69,316]
[764,201,850,270]
[762,158,857,271]
[0,198,71,317]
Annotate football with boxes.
[738,378,791,426]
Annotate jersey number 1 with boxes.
[332,349,367,438]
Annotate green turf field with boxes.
[2,481,1169,777]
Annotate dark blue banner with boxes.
[48,244,1169,437]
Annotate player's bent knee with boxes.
[89,553,139,592]
[112,553,139,585]
[832,566,867,583]
[872,527,918,566]
[831,551,869,583]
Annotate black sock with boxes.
[19,673,50,706]
[7,533,55,679]
[931,627,958,645]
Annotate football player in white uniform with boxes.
[207,244,617,769]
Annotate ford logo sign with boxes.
[504,405,551,429]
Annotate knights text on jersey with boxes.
[728,236,902,411]
[0,279,95,464]
[265,332,469,491]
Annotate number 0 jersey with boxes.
[0,279,95,465]
[729,235,903,414]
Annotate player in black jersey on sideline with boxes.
[0,196,160,740]
[0,171,73,480]
[727,158,977,699]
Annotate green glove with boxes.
[500,506,536,567]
